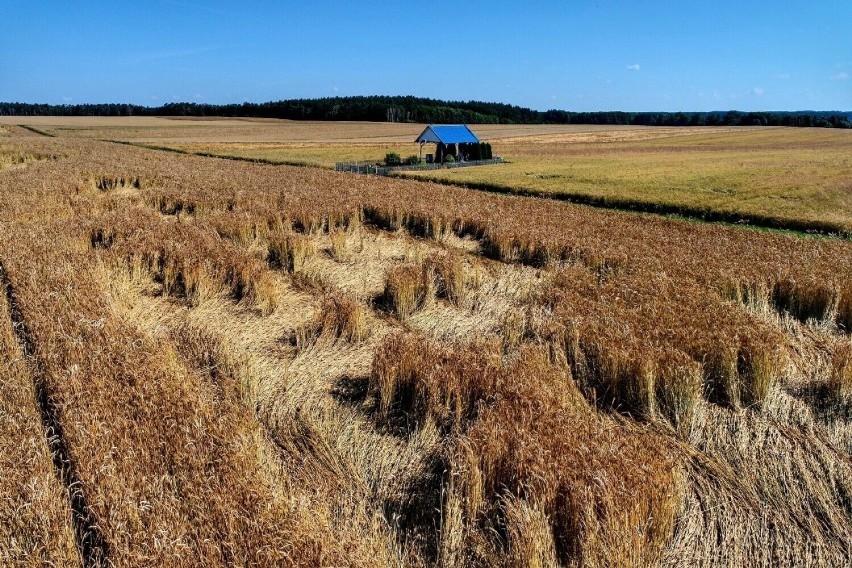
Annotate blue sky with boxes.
[1,1,849,111]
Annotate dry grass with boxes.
[0,127,850,566]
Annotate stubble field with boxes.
[0,121,850,566]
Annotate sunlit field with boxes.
[398,127,852,234]
[0,123,850,566]
[10,117,848,234]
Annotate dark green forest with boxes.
[1,96,849,128]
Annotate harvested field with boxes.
[1,123,850,566]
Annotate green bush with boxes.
[444,154,456,163]
[384,152,402,166]
[403,155,421,166]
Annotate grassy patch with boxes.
[396,129,852,234]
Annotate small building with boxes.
[415,124,489,164]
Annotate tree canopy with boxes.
[0,96,848,128]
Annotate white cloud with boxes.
[777,73,790,80]
[62,96,73,102]
[752,87,764,95]
[832,72,849,80]
[332,86,339,92]
[626,64,640,71]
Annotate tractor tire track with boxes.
[0,261,109,567]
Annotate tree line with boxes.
[0,96,848,128]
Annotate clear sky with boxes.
[1,1,849,111]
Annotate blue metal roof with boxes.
[415,124,480,144]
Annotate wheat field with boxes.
[0,124,850,566]
[13,116,848,234]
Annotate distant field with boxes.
[163,126,738,169]
[4,116,850,233]
[396,128,852,234]
[1,116,644,143]
[182,126,851,234]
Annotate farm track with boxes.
[17,124,55,137]
[0,262,108,567]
